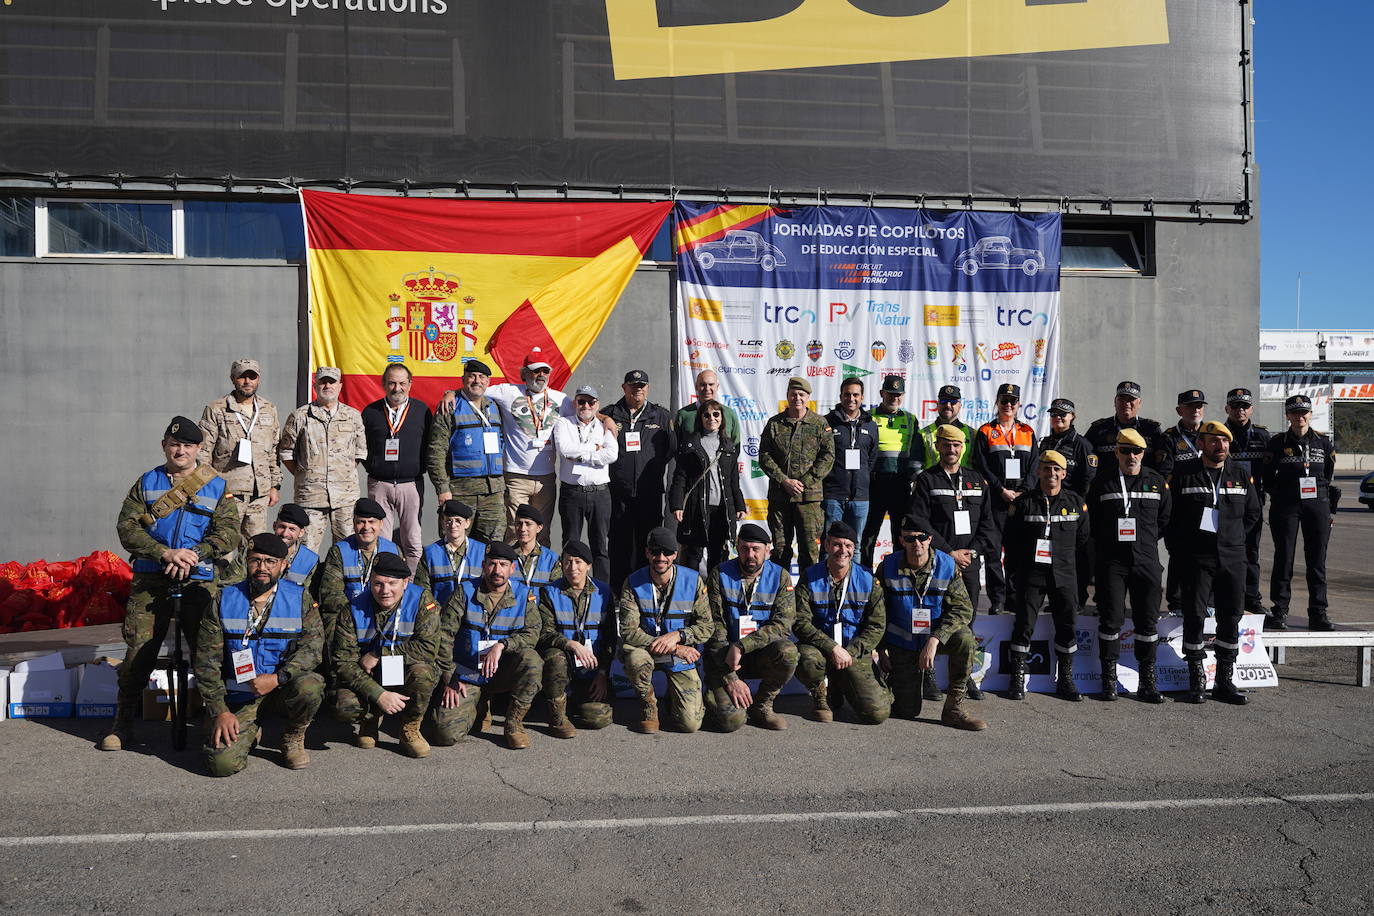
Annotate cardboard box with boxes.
[142,669,202,722]
[9,653,78,718]
[0,667,10,721]
[76,659,121,719]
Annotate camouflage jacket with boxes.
[115,473,242,579]
[333,589,441,704]
[794,569,887,657]
[425,395,505,497]
[616,571,716,649]
[437,583,542,684]
[193,587,325,717]
[278,402,367,508]
[198,394,282,498]
[704,566,796,682]
[758,409,835,502]
[317,541,387,621]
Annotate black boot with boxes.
[1135,647,1166,704]
[965,676,985,701]
[1266,609,1288,631]
[921,669,944,701]
[1184,657,1207,704]
[1308,610,1334,632]
[1055,652,1082,702]
[1211,657,1249,705]
[1098,657,1118,702]
[1006,653,1026,700]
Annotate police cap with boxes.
[1115,380,1142,399]
[1285,394,1313,413]
[1177,389,1207,406]
[937,384,962,402]
[881,375,906,394]
[996,383,1021,402]
[1048,398,1076,415]
[1226,388,1254,406]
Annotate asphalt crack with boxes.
[484,745,557,819]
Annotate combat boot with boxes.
[503,702,532,749]
[97,706,137,752]
[1135,654,1166,704]
[399,718,431,758]
[1006,653,1027,701]
[1266,609,1288,632]
[941,687,988,731]
[1211,658,1249,706]
[478,698,493,732]
[353,713,380,749]
[632,695,660,734]
[965,676,985,701]
[747,684,787,731]
[1308,610,1334,632]
[807,683,834,722]
[1099,658,1119,702]
[1184,657,1207,704]
[281,725,310,769]
[1055,652,1082,702]
[921,669,944,701]
[547,696,577,739]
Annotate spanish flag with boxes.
[303,191,671,408]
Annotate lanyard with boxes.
[1207,468,1221,508]
[1040,493,1052,539]
[376,603,404,652]
[945,469,963,507]
[577,419,598,446]
[241,593,274,650]
[518,549,538,583]
[573,587,592,640]
[1295,433,1311,473]
[386,399,411,436]
[830,571,851,625]
[445,539,468,569]
[464,394,491,429]
[1176,424,1199,458]
[528,391,550,436]
[655,571,677,632]
[1118,473,1133,516]
[359,549,376,584]
[628,404,645,429]
[229,397,259,437]
[741,574,758,613]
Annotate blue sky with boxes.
[1256,3,1371,330]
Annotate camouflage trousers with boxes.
[203,672,324,778]
[704,638,799,733]
[620,646,704,733]
[884,631,976,719]
[332,662,437,726]
[541,647,613,729]
[302,505,354,555]
[116,575,214,713]
[448,478,506,544]
[796,644,892,725]
[767,499,824,570]
[429,648,541,746]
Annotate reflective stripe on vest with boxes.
[542,580,615,679]
[802,562,875,645]
[349,583,424,656]
[628,565,702,672]
[337,536,400,602]
[454,579,532,685]
[283,545,320,587]
[716,559,784,643]
[423,538,486,608]
[512,547,561,590]
[448,396,504,479]
[131,467,226,581]
[879,550,954,650]
[220,580,306,695]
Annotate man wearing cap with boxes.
[821,376,879,537]
[861,375,923,567]
[274,503,320,594]
[332,552,440,756]
[1225,388,1271,615]
[604,370,676,589]
[510,504,561,591]
[553,385,619,581]
[1085,381,1168,476]
[1003,450,1091,702]
[1169,421,1261,703]
[432,542,544,749]
[414,499,486,610]
[918,384,976,471]
[198,358,281,542]
[427,358,506,543]
[361,363,433,571]
[909,423,996,699]
[1159,390,1209,615]
[703,524,798,732]
[877,515,986,729]
[278,367,368,554]
[1263,395,1338,632]
[974,383,1037,615]
[758,376,835,571]
[102,417,242,752]
[1039,397,1097,611]
[619,527,715,734]
[794,522,891,724]
[537,541,616,737]
[317,498,401,670]
[675,369,743,442]
[1086,430,1171,702]
[196,533,326,775]
[483,349,570,546]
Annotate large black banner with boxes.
[0,0,1246,203]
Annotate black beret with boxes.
[441,499,475,519]
[463,359,493,376]
[247,533,289,559]
[561,540,593,563]
[353,497,386,520]
[276,504,309,528]
[826,521,857,543]
[646,527,679,553]
[736,523,772,545]
[164,416,203,444]
[898,514,923,532]
[371,553,411,579]
[485,541,519,563]
[515,504,545,526]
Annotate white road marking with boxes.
[2,792,1371,847]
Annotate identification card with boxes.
[235,438,253,464]
[844,448,860,470]
[1299,476,1318,499]
[380,654,404,686]
[574,649,589,669]
[536,427,552,446]
[1004,457,1021,481]
[384,437,400,461]
[625,431,642,452]
[911,606,932,635]
[483,431,501,454]
[1034,537,1052,564]
[477,639,499,655]
[231,648,256,684]
[953,509,972,536]
[1200,508,1219,533]
[832,622,843,643]
[737,614,757,639]
[1117,517,1137,542]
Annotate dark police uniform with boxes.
[1262,406,1337,630]
[1085,415,1168,476]
[1158,402,1207,613]
[604,378,676,590]
[1225,387,1270,614]
[1041,398,1096,608]
[908,463,995,609]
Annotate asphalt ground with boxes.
[0,478,1370,914]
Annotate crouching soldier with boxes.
[538,541,616,737]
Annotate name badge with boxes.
[1200,508,1219,533]
[832,622,844,643]
[235,438,253,464]
[231,648,256,684]
[483,431,501,455]
[625,431,642,452]
[536,428,552,446]
[1299,476,1318,499]
[652,653,676,669]
[477,639,499,655]
[1117,517,1137,542]
[384,437,401,461]
[844,448,860,470]
[911,606,932,635]
[1034,537,1052,564]
[1004,457,1021,481]
[574,648,590,669]
[380,654,404,686]
[953,509,971,536]
[737,614,757,639]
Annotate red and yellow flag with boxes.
[303,191,671,408]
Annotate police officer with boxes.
[1040,397,1096,610]
[758,376,835,570]
[413,499,486,609]
[1224,388,1270,615]
[1086,430,1171,703]
[604,369,676,589]
[861,375,922,567]
[1085,380,1169,475]
[425,358,506,543]
[704,524,799,732]
[1168,421,1261,703]
[102,417,241,752]
[273,503,320,594]
[974,383,1037,614]
[1003,451,1090,702]
[918,384,977,470]
[537,541,616,738]
[1159,390,1208,615]
[1263,395,1338,632]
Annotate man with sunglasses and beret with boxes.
[1223,388,1270,616]
[974,383,1037,615]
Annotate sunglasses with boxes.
[998,398,1019,406]
[575,398,597,406]
[649,548,676,557]
[1118,447,1144,456]
[900,532,931,544]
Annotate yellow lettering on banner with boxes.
[605,0,1169,80]
[688,298,725,322]
[922,305,960,327]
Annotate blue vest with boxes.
[421,538,486,608]
[542,577,615,680]
[348,583,424,657]
[879,550,955,651]
[448,396,504,479]
[337,535,400,602]
[219,580,306,696]
[453,579,532,685]
[715,559,785,644]
[801,562,876,646]
[130,467,226,581]
[283,544,319,588]
[512,546,561,590]
[627,565,702,673]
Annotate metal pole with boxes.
[1296,271,1305,329]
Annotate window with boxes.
[40,200,180,257]
[0,198,35,257]
[1060,221,1150,275]
[185,201,306,261]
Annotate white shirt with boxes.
[552,415,619,486]
[485,383,572,476]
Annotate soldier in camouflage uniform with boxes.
[317,498,402,680]
[101,417,241,752]
[196,534,325,775]
[758,376,835,570]
[332,552,440,757]
[794,522,892,724]
[703,524,798,732]
[426,359,507,543]
[537,541,616,736]
[278,367,368,554]
[198,358,282,542]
